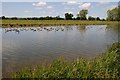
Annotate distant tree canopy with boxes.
[0,16,64,20]
[107,6,120,21]
[96,17,101,20]
[65,13,73,20]
[88,16,101,21]
[88,16,95,20]
[2,16,5,19]
[77,9,88,20]
[1,9,106,21]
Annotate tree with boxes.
[54,16,64,20]
[2,16,5,19]
[77,9,88,20]
[101,19,105,21]
[11,17,18,20]
[65,13,73,20]
[96,17,100,20]
[107,7,120,21]
[118,1,120,20]
[88,16,95,20]
[107,10,114,21]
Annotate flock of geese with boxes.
[4,27,66,33]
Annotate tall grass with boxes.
[11,42,120,78]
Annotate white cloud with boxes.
[64,11,73,14]
[32,2,47,7]
[24,10,32,13]
[79,3,91,9]
[63,1,82,5]
[47,6,53,9]
[32,2,53,10]
[91,15,99,18]
[67,1,78,5]
[99,1,109,5]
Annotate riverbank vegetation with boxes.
[10,42,120,78]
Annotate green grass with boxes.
[1,20,119,25]
[10,42,120,78]
[1,20,119,28]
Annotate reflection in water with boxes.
[77,26,87,32]
[76,26,87,40]
[105,24,119,45]
[2,25,119,77]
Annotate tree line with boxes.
[1,6,120,21]
[0,16,64,20]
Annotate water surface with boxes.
[2,25,119,77]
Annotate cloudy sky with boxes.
[2,1,118,19]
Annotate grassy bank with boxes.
[9,42,120,78]
[1,20,119,27]
[1,20,118,24]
